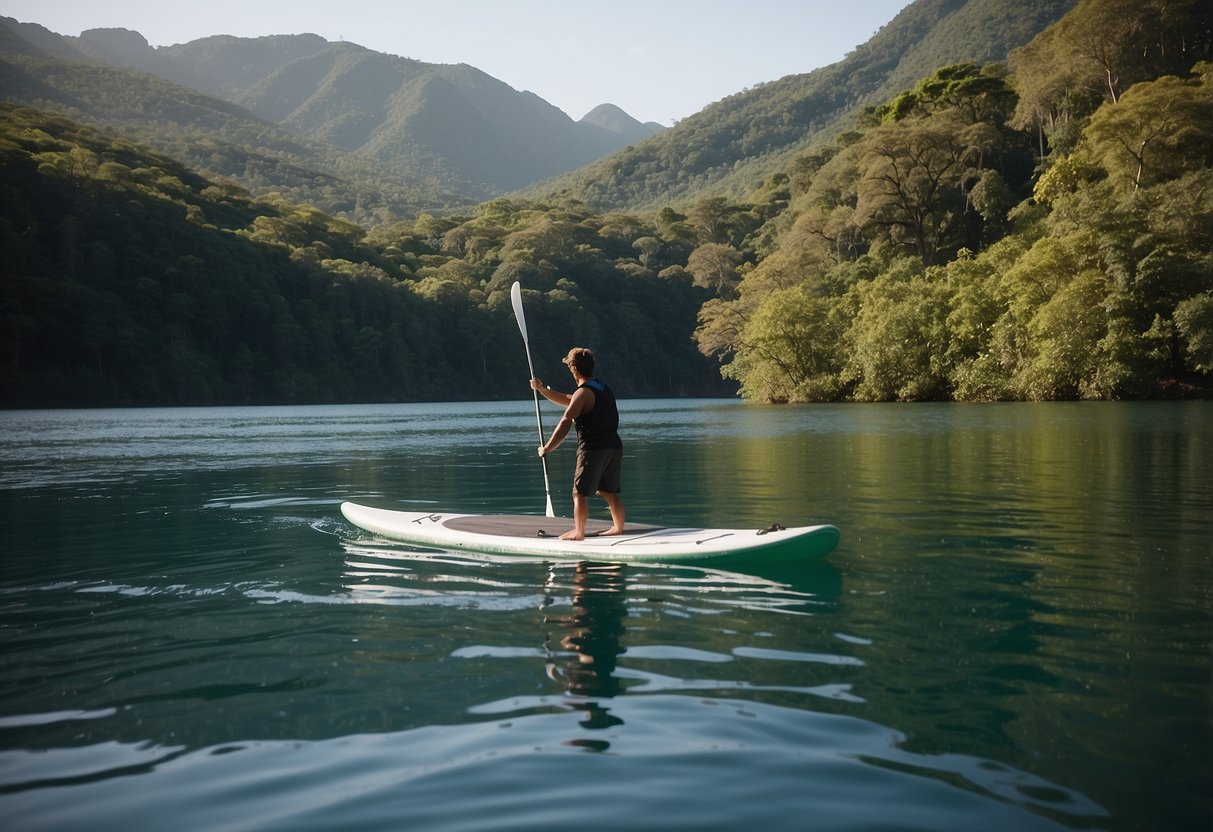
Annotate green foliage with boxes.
[845,259,951,401]
[1174,295,1213,372]
[0,104,731,407]
[696,3,1212,403]
[4,0,1210,407]
[1082,65,1213,193]
[1009,0,1212,159]
[1018,264,1109,399]
[718,281,851,403]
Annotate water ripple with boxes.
[1,697,1106,830]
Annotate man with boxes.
[531,347,625,540]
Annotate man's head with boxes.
[562,347,595,377]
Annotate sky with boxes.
[1,1,910,125]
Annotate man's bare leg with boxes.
[599,491,625,536]
[562,491,589,540]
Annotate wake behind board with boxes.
[340,502,839,567]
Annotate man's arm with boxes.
[539,388,590,456]
[531,378,572,407]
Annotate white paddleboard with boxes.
[341,502,839,566]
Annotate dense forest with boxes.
[695,0,1212,401]
[0,103,732,406]
[1,0,1210,407]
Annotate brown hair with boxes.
[562,347,595,376]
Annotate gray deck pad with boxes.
[441,514,664,538]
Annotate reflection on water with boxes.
[544,563,629,742]
[0,401,1209,830]
[544,563,628,700]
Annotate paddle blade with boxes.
[510,281,529,341]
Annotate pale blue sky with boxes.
[1,1,910,125]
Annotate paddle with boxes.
[510,281,556,518]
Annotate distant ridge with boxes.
[526,0,1075,212]
[0,0,1070,218]
[0,19,663,203]
[579,103,664,142]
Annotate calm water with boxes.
[1,400,1209,831]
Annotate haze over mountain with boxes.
[0,18,663,213]
[1,0,1073,221]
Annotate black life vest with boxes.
[574,379,622,450]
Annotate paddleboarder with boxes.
[532,347,626,540]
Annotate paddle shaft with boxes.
[511,283,556,518]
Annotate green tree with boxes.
[1174,295,1213,372]
[1010,0,1212,142]
[844,258,950,401]
[686,242,742,297]
[725,284,849,402]
[1082,65,1213,193]
[854,117,971,265]
[1016,267,1109,399]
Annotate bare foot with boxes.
[597,526,625,537]
[560,530,585,541]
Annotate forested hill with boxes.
[0,104,731,407]
[165,36,662,191]
[1,1,1068,221]
[693,0,1212,403]
[0,20,662,217]
[0,25,470,222]
[2,0,1210,409]
[527,0,1075,212]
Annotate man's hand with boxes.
[537,445,547,458]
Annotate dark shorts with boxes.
[574,447,623,496]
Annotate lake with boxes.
[1,400,1209,831]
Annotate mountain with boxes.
[0,19,662,207]
[579,103,664,143]
[163,34,654,192]
[527,0,1075,212]
[0,23,464,221]
[0,17,90,60]
[1,0,1070,220]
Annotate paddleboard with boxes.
[340,502,839,566]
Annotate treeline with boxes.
[696,0,1212,401]
[0,105,733,407]
[3,0,1209,407]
